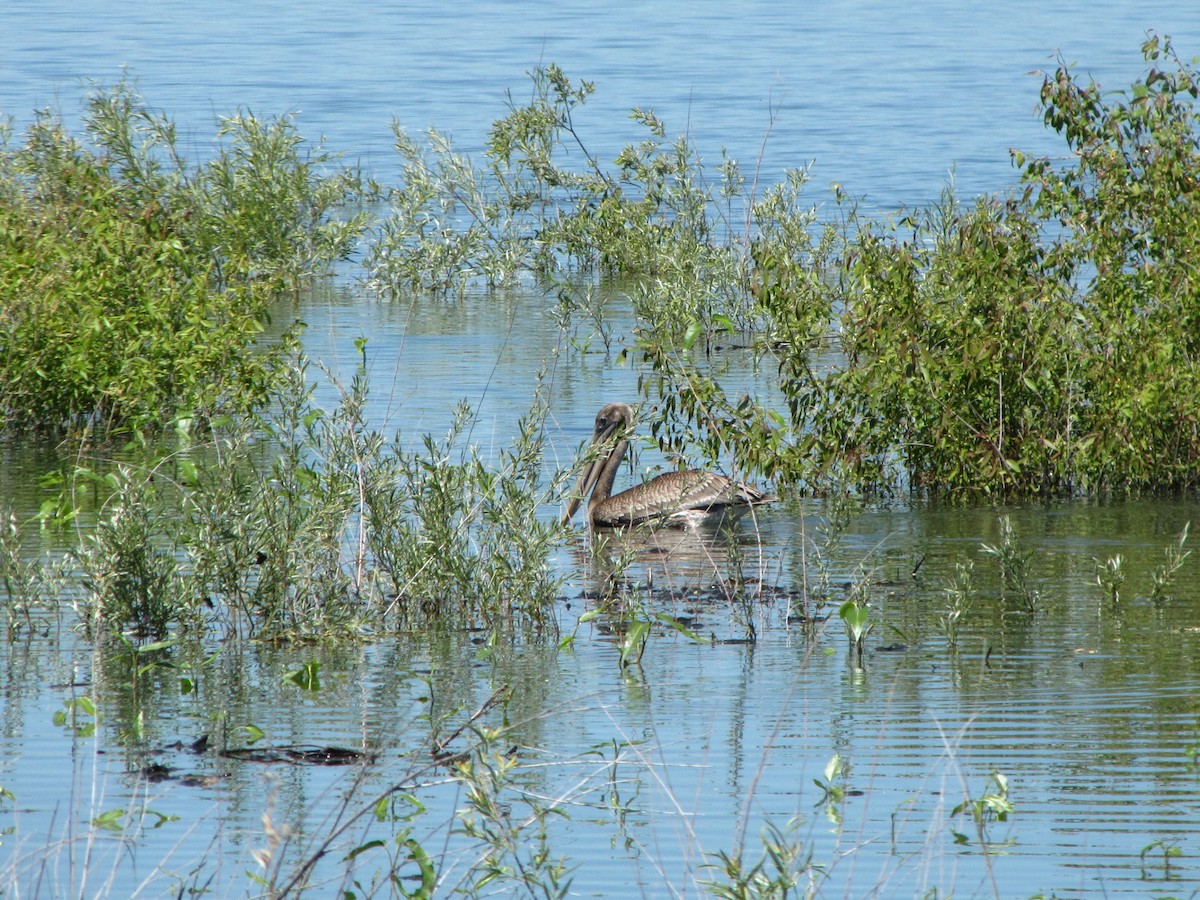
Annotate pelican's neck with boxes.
[588,438,629,510]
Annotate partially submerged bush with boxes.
[38,350,567,641]
[365,44,1200,497]
[0,81,367,437]
[638,34,1200,498]
[5,37,1198,547]
[367,62,825,325]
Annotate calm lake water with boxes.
[4,2,1200,897]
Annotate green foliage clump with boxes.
[1019,34,1200,492]
[27,350,567,642]
[368,61,826,326]
[808,189,1082,494]
[646,34,1200,498]
[368,64,608,295]
[0,80,367,437]
[74,466,188,638]
[815,34,1200,495]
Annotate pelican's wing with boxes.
[598,470,770,527]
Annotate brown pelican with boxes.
[562,402,772,529]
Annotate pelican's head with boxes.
[561,402,638,525]
[590,402,635,443]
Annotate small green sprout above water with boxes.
[839,582,874,668]
[92,804,177,834]
[1094,554,1125,607]
[1149,521,1190,604]
[939,557,975,647]
[579,574,710,671]
[283,659,322,691]
[1139,838,1182,877]
[578,597,650,670]
[240,724,267,744]
[114,628,176,681]
[981,516,1038,613]
[53,696,98,738]
[951,771,1013,849]
[813,753,847,805]
[622,611,710,670]
[374,792,427,825]
[619,618,650,669]
[92,808,128,832]
[814,753,849,827]
[176,649,218,698]
[145,808,179,829]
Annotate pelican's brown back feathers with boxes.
[562,403,773,528]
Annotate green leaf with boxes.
[344,839,386,862]
[147,809,179,828]
[838,600,871,634]
[177,458,200,484]
[653,612,710,643]
[92,808,127,831]
[400,837,437,897]
[711,313,735,333]
[619,620,649,667]
[283,660,321,691]
[823,752,843,783]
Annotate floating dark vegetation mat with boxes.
[571,581,811,611]
[135,762,225,788]
[220,745,377,766]
[136,734,375,787]
[160,734,212,754]
[139,762,175,783]
[133,735,219,786]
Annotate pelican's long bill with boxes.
[561,402,773,529]
[561,404,630,526]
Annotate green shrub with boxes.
[1018,33,1200,491]
[642,34,1200,498]
[367,63,819,315]
[0,80,366,437]
[36,350,567,642]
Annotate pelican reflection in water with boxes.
[562,402,772,529]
